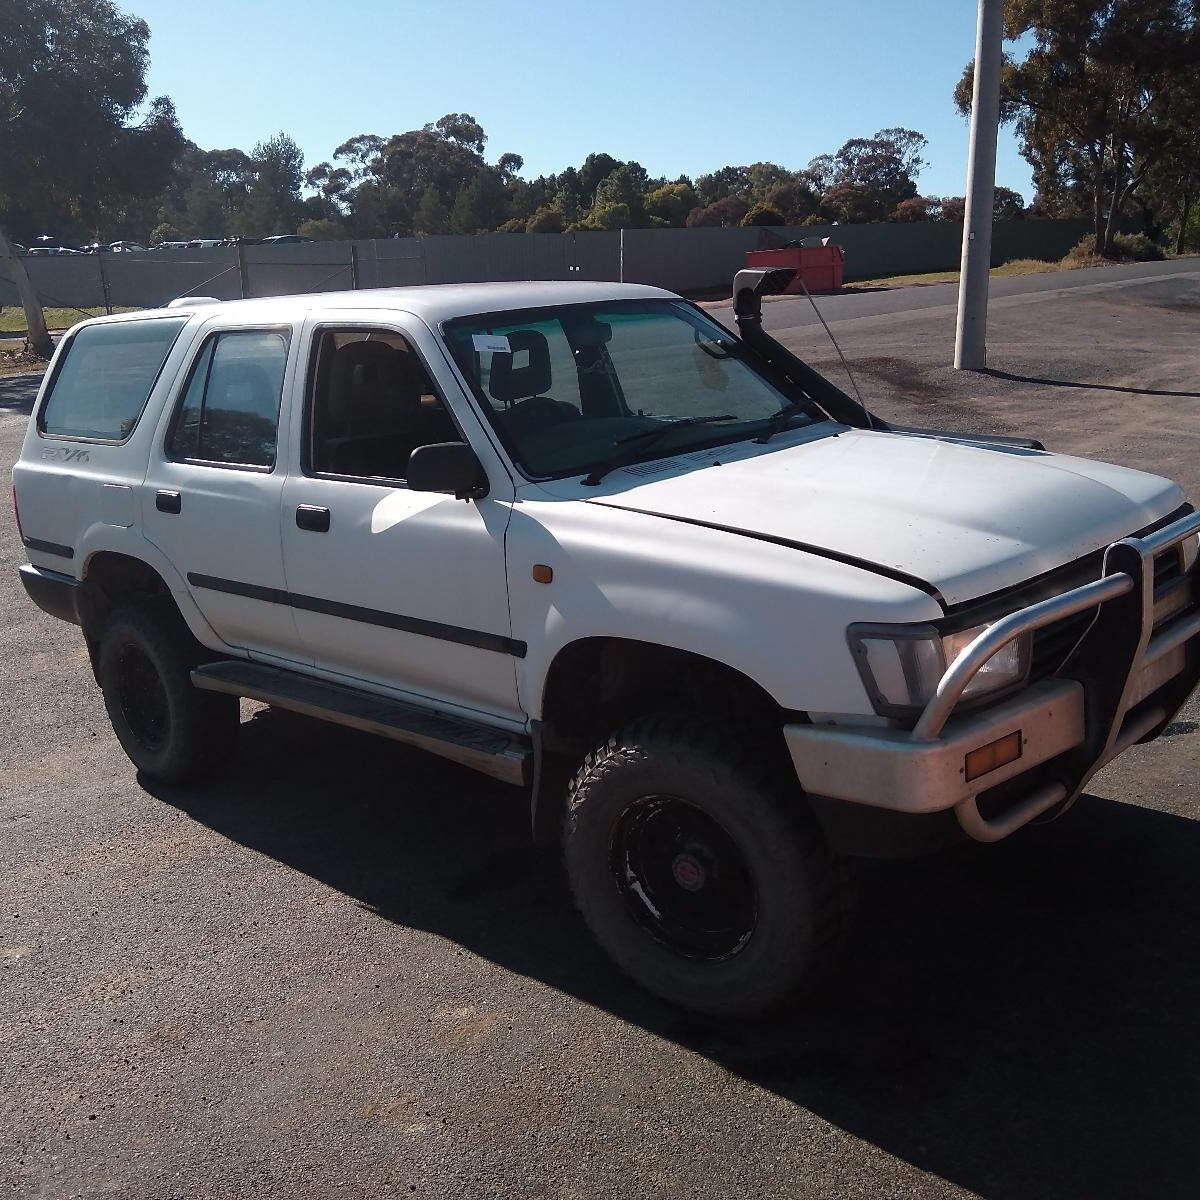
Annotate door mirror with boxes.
[406,442,489,500]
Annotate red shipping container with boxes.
[744,242,845,293]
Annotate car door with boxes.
[279,314,522,725]
[142,318,309,665]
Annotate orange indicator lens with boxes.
[965,730,1022,782]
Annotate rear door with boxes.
[142,318,308,665]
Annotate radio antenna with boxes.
[795,275,873,431]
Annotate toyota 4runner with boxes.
[13,270,1200,1017]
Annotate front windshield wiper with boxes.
[582,413,736,486]
[754,399,813,444]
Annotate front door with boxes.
[279,317,522,725]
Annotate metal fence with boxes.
[0,219,1098,316]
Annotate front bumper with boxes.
[786,510,1200,843]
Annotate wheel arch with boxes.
[530,635,797,845]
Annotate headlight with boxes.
[849,622,1031,719]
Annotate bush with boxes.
[1065,231,1165,263]
[1112,232,1165,261]
[740,204,786,227]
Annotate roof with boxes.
[102,280,680,329]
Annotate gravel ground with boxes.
[2,264,1199,1199]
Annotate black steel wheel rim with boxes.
[115,644,169,751]
[611,795,758,960]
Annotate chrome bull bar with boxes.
[785,509,1200,844]
[935,508,1200,839]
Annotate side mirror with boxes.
[407,442,490,500]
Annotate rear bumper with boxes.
[19,562,84,626]
[787,510,1200,843]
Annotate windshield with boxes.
[444,300,826,480]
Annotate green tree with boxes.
[819,128,928,222]
[643,182,698,226]
[954,0,1199,255]
[741,205,785,227]
[244,132,305,234]
[525,207,564,233]
[0,0,185,242]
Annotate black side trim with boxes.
[586,502,945,605]
[186,572,527,657]
[22,536,74,559]
[19,563,83,625]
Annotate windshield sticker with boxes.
[472,333,511,355]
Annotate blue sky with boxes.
[132,0,1034,202]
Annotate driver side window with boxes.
[306,329,461,483]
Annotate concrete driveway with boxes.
[2,267,1198,1198]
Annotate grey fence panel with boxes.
[620,227,765,293]
[3,255,108,310]
[103,248,242,306]
[0,219,1118,312]
[244,241,353,298]
[356,238,426,289]
[568,231,621,282]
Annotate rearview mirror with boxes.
[407,443,489,500]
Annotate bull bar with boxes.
[785,510,1200,843]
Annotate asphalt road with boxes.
[2,266,1199,1198]
[707,255,1197,331]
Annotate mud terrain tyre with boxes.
[98,599,238,784]
[564,716,850,1018]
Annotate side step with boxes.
[192,660,531,786]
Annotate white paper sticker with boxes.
[472,333,511,354]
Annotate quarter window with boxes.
[168,330,290,468]
[40,318,187,441]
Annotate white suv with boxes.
[13,271,1200,1016]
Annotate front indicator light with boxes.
[965,730,1023,782]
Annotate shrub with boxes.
[740,205,785,227]
[1065,231,1165,263]
[1112,232,1165,261]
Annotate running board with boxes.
[191,661,531,786]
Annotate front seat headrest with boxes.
[488,329,552,404]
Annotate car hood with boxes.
[569,427,1184,606]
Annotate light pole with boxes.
[954,0,1004,371]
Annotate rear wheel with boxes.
[98,599,238,784]
[564,716,851,1017]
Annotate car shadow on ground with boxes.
[149,707,1200,1199]
[0,372,43,415]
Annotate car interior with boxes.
[310,331,460,480]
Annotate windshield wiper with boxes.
[582,414,737,486]
[754,399,813,444]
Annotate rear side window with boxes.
[167,329,290,468]
[39,318,188,441]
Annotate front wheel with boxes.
[98,599,238,784]
[564,717,851,1018]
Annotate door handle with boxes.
[155,490,182,514]
[296,504,330,533]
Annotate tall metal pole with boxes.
[954,0,1004,370]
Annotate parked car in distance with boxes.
[185,239,225,249]
[260,234,314,245]
[109,241,148,253]
[13,271,1200,1018]
[26,245,83,256]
